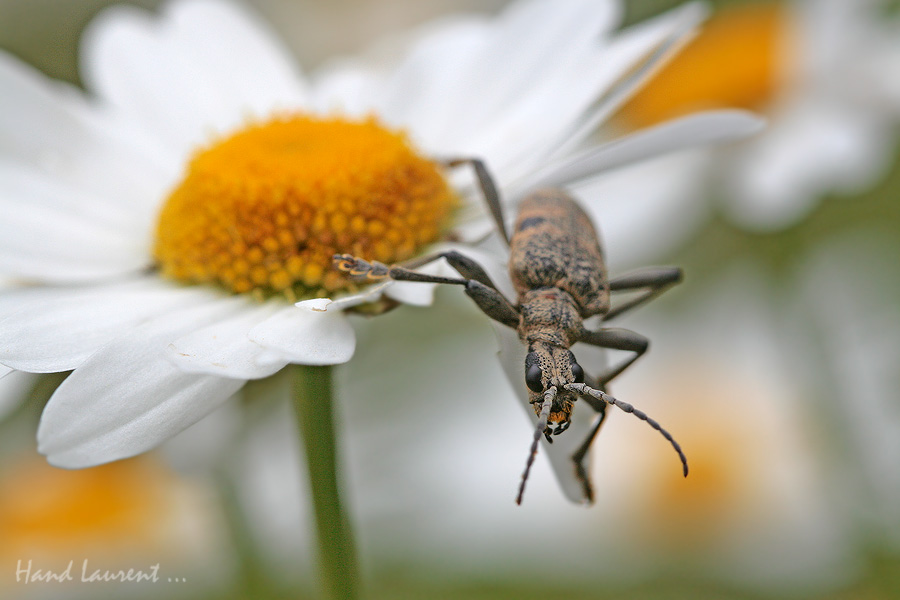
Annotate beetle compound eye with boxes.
[525,364,544,393]
[571,362,585,383]
[524,352,544,393]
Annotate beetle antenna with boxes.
[564,383,688,477]
[516,386,556,505]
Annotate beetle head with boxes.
[523,342,585,437]
[514,344,586,505]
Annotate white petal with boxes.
[310,59,387,117]
[570,150,710,266]
[0,162,142,232]
[396,0,619,154]
[424,1,710,191]
[372,17,490,146]
[0,52,174,210]
[249,303,357,365]
[37,300,246,468]
[542,2,709,161]
[383,281,440,307]
[516,110,765,196]
[315,281,391,312]
[82,0,307,157]
[167,300,288,379]
[0,164,149,282]
[0,279,226,372]
[165,0,309,111]
[383,259,453,307]
[0,213,145,283]
[429,2,626,172]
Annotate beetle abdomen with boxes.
[509,189,610,317]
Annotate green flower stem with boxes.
[292,365,360,600]
[216,465,271,598]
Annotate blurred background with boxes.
[2,0,900,598]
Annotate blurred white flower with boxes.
[0,0,761,469]
[583,268,855,591]
[792,232,900,550]
[617,0,900,232]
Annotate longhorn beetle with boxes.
[334,158,687,504]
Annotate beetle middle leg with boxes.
[578,327,650,386]
[568,327,648,502]
[400,249,500,291]
[605,266,683,321]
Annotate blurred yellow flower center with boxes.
[154,115,456,299]
[645,428,747,551]
[621,2,788,128]
[0,457,172,555]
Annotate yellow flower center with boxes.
[620,2,789,128]
[154,115,456,300]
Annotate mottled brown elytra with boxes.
[334,158,687,505]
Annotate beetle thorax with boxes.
[517,287,582,348]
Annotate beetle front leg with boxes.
[401,249,500,292]
[460,279,521,329]
[334,254,520,329]
[605,267,682,321]
[577,327,649,385]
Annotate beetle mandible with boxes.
[334,158,688,504]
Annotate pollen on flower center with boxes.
[620,2,788,128]
[154,115,456,299]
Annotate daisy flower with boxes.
[0,0,762,469]
[618,0,900,231]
